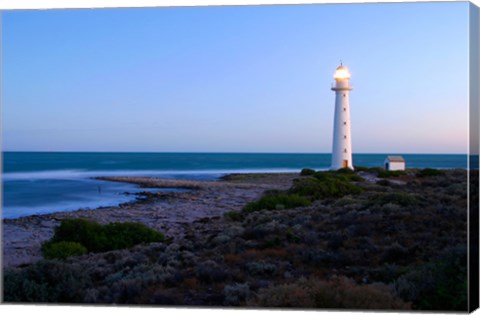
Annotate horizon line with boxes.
[1,150,470,155]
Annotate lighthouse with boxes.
[330,63,353,170]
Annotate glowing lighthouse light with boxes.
[333,66,351,80]
[330,63,354,170]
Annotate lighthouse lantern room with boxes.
[330,63,354,170]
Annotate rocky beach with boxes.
[3,173,298,268]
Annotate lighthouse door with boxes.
[343,160,348,168]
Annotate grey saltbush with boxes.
[224,282,251,306]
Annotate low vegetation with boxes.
[242,169,363,213]
[4,168,469,311]
[417,168,444,177]
[290,172,363,200]
[243,193,311,212]
[42,241,88,260]
[377,170,407,178]
[251,276,410,309]
[300,168,316,176]
[41,219,165,259]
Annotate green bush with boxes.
[369,192,419,207]
[300,168,316,176]
[335,168,355,174]
[102,222,165,251]
[43,218,165,257]
[243,193,311,212]
[291,175,363,200]
[50,218,105,252]
[417,168,444,177]
[42,241,87,260]
[224,211,244,221]
[345,173,365,182]
[353,166,369,172]
[314,171,364,183]
[378,170,406,178]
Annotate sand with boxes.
[2,173,298,268]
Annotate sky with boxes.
[1,2,470,153]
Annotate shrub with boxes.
[246,261,277,276]
[383,242,408,263]
[311,277,410,310]
[50,218,105,251]
[224,283,251,306]
[388,192,418,206]
[291,177,326,199]
[417,168,444,177]
[243,193,311,212]
[377,179,390,186]
[353,166,369,172]
[43,218,165,257]
[370,263,408,283]
[368,192,419,207]
[369,167,386,173]
[42,241,87,260]
[102,222,165,251]
[335,168,355,174]
[286,228,301,243]
[347,174,365,182]
[300,168,316,176]
[3,260,92,302]
[378,170,406,178]
[396,246,467,311]
[224,211,244,221]
[290,175,363,200]
[251,277,410,309]
[251,279,315,308]
[196,260,228,283]
[326,232,345,250]
[313,170,364,182]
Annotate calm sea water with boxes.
[2,152,467,219]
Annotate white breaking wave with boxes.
[2,167,325,181]
[2,169,88,181]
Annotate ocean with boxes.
[1,152,468,219]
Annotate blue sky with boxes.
[2,2,470,153]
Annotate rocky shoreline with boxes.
[2,173,298,268]
[3,169,470,309]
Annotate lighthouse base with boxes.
[330,166,355,171]
[330,159,354,171]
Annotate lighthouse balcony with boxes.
[331,85,353,91]
[331,82,353,91]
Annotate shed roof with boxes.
[386,156,405,162]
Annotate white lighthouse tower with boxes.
[330,63,354,170]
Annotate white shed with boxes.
[384,156,405,171]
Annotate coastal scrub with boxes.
[42,218,165,259]
[243,193,311,212]
[4,168,468,310]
